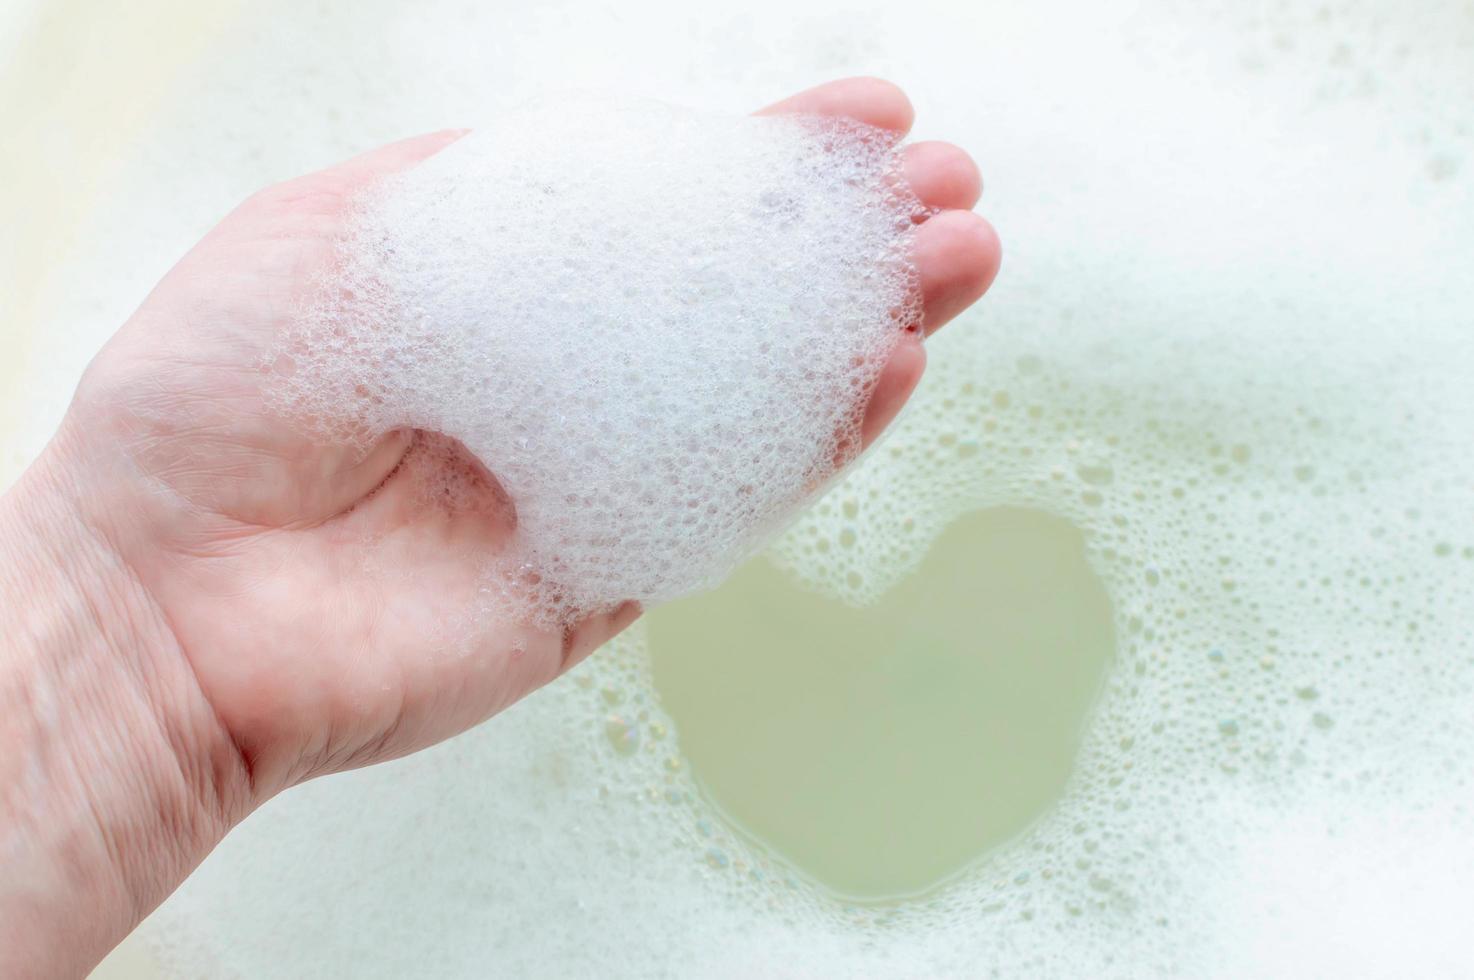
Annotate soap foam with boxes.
[276,98,921,624]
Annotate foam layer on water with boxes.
[277,99,920,622]
[4,0,1472,977]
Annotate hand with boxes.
[0,76,998,977]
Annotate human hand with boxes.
[0,76,998,977]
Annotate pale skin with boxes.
[0,78,999,977]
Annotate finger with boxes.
[482,600,643,721]
[915,209,1002,336]
[756,76,914,135]
[321,128,471,188]
[861,334,927,449]
[303,428,416,527]
[903,141,983,213]
[335,431,517,538]
[557,601,644,679]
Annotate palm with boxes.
[63,78,998,800]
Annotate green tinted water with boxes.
[649,507,1115,900]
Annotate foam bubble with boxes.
[275,97,921,623]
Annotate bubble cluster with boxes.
[275,97,921,623]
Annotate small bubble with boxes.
[604,714,639,756]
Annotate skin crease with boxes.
[0,77,999,977]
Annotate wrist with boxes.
[0,426,249,977]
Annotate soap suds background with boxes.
[2,0,1471,977]
[278,99,920,622]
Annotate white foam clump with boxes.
[278,96,921,623]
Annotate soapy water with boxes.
[648,507,1118,900]
[3,0,1472,976]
